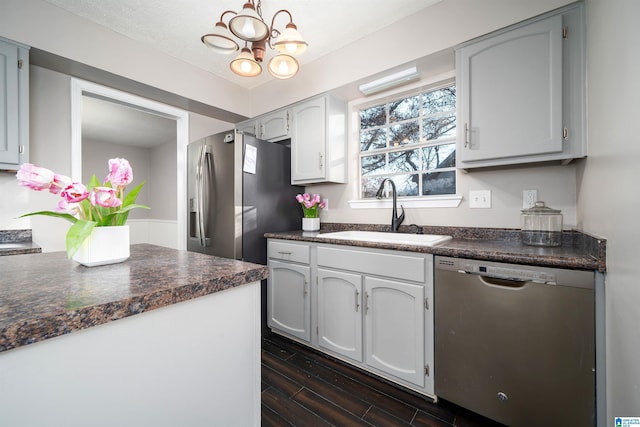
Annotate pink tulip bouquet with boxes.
[17,158,149,258]
[296,193,326,218]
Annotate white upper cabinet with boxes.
[235,119,258,137]
[237,93,346,184]
[456,3,585,169]
[235,109,290,142]
[291,94,347,185]
[260,109,291,142]
[0,37,29,171]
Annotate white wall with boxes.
[0,0,251,119]
[0,65,233,252]
[250,0,574,115]
[579,0,640,423]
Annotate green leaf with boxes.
[122,181,145,207]
[65,220,97,258]
[118,181,147,224]
[19,211,78,224]
[87,174,101,191]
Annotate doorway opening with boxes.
[70,79,189,250]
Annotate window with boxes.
[359,83,456,199]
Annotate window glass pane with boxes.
[389,95,419,122]
[360,105,386,129]
[361,154,386,176]
[389,149,420,173]
[395,175,419,197]
[422,86,456,114]
[361,176,386,199]
[422,112,456,141]
[389,121,419,147]
[422,143,456,169]
[422,170,456,195]
[358,82,457,199]
[360,128,387,152]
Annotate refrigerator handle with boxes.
[196,144,213,247]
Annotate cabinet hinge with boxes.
[563,26,568,39]
[425,297,429,310]
[425,365,430,377]
[18,59,23,70]
[563,127,569,140]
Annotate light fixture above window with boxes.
[358,67,421,96]
[201,0,308,79]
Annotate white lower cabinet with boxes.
[268,239,435,397]
[365,276,425,387]
[317,268,363,362]
[267,241,312,342]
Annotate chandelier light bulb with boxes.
[268,53,299,79]
[241,17,256,39]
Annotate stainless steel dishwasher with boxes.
[434,256,595,427]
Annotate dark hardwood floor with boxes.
[261,332,505,427]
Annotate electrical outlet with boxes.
[523,190,538,209]
[322,198,329,210]
[469,190,491,208]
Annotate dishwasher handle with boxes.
[476,274,529,289]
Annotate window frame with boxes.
[349,76,462,209]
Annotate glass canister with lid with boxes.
[521,201,563,247]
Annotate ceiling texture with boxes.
[43,0,442,148]
[42,0,442,89]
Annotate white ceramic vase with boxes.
[72,225,130,267]
[302,217,320,232]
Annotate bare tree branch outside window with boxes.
[359,84,457,198]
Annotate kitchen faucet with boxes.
[375,178,405,232]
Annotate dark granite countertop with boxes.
[265,223,606,272]
[0,229,41,256]
[0,244,269,352]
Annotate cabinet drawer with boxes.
[317,246,425,283]
[268,240,310,264]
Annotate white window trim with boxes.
[351,71,460,209]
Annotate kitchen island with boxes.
[0,244,268,427]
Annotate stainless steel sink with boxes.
[315,230,452,247]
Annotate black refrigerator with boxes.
[187,130,304,331]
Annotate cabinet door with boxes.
[364,276,425,387]
[459,14,563,163]
[236,119,258,137]
[267,260,311,341]
[0,40,20,165]
[317,268,363,362]
[260,110,290,141]
[291,97,326,182]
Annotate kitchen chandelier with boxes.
[201,0,308,79]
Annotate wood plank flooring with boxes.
[262,332,505,427]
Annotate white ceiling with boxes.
[42,0,442,89]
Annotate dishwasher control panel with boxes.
[435,256,557,284]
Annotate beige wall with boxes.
[579,0,640,422]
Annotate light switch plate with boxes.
[469,190,491,208]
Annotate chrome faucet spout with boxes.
[376,178,405,232]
